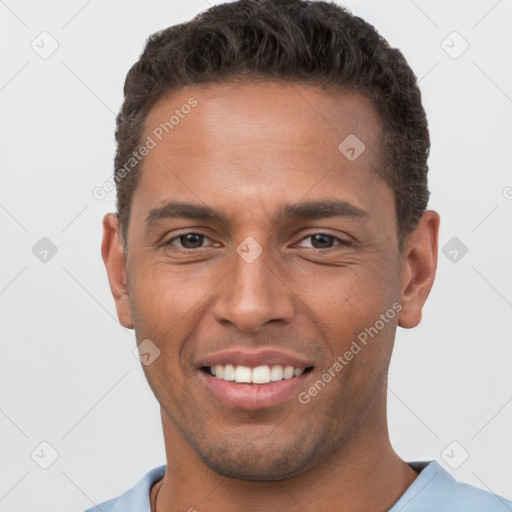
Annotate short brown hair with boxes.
[114,0,430,253]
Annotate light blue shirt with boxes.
[83,460,512,512]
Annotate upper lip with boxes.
[197,348,314,369]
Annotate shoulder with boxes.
[82,465,166,512]
[390,460,512,512]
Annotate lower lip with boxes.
[200,370,311,410]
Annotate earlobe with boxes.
[397,210,440,329]
[101,213,134,329]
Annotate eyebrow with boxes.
[145,199,369,228]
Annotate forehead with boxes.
[144,81,382,156]
[131,81,390,226]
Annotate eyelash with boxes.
[163,231,350,251]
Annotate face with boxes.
[102,81,438,481]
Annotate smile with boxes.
[204,364,313,384]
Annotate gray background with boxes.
[1,0,511,510]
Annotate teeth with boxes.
[283,366,294,379]
[270,365,284,381]
[234,365,252,383]
[208,364,307,384]
[252,365,271,384]
[223,364,235,381]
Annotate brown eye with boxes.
[310,234,335,249]
[165,232,208,249]
[297,232,350,250]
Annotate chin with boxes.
[185,426,340,481]
[198,444,312,480]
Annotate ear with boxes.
[101,213,134,329]
[397,210,440,329]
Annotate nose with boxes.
[213,243,294,333]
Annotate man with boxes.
[89,0,512,510]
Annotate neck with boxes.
[152,394,418,512]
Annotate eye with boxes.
[163,231,350,251]
[296,232,350,250]
[164,232,215,250]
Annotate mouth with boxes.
[198,363,314,410]
[196,349,315,410]
[201,364,314,384]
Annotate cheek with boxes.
[301,261,399,365]
[304,259,398,320]
[132,260,215,322]
[128,268,199,362]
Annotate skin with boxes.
[102,81,439,512]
